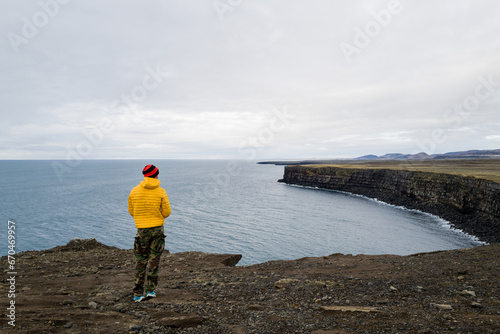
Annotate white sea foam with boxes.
[286,183,486,245]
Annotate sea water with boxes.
[0,160,483,265]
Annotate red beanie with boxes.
[143,164,159,178]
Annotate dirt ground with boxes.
[1,239,499,333]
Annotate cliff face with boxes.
[279,166,500,243]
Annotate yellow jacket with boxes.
[128,177,171,228]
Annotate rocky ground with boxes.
[1,238,499,333]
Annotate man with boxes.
[128,164,171,302]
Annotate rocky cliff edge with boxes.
[1,238,499,333]
[279,165,500,244]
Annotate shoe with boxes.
[134,295,145,303]
[146,291,156,298]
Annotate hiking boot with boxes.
[146,291,156,298]
[134,295,145,303]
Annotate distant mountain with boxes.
[356,152,432,160]
[258,149,500,165]
[355,154,379,160]
[380,153,410,159]
[409,152,431,160]
[433,149,500,159]
[356,149,500,160]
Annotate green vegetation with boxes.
[303,159,500,183]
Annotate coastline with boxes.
[1,238,499,333]
[279,164,500,244]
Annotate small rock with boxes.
[88,301,99,309]
[470,302,483,309]
[461,290,476,297]
[430,303,453,310]
[64,322,73,328]
[220,254,243,267]
[111,303,127,313]
[62,299,73,305]
[389,286,398,292]
[320,305,382,313]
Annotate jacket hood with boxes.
[140,177,161,189]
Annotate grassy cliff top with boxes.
[302,159,500,183]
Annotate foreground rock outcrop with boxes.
[1,239,499,333]
[279,165,500,244]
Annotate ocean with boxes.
[0,160,483,265]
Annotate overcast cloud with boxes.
[1,0,499,160]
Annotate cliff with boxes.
[279,165,500,244]
[1,239,499,333]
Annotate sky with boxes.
[1,0,500,160]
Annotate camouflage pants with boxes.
[133,226,165,296]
